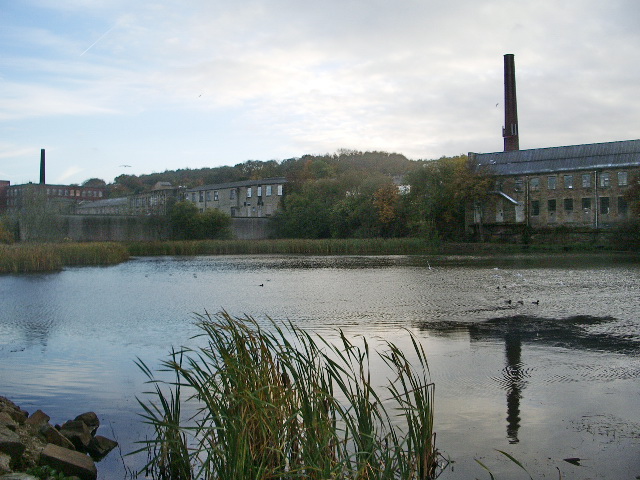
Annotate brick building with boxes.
[467,139,640,236]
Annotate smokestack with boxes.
[503,54,519,151]
[40,149,46,184]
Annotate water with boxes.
[1,253,639,479]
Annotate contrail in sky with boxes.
[80,24,116,57]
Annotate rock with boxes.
[39,424,75,451]
[0,452,11,475]
[0,474,39,480]
[24,411,50,429]
[0,414,17,432]
[86,435,117,460]
[74,413,99,436]
[59,421,91,452]
[0,427,25,461]
[40,443,97,480]
[0,398,27,425]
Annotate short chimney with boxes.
[40,149,46,185]
[503,54,519,151]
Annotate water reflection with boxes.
[504,328,524,444]
[419,314,640,446]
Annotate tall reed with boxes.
[0,242,129,273]
[126,237,440,257]
[134,311,439,480]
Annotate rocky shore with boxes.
[0,397,118,480]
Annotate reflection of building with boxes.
[185,177,286,217]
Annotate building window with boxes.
[582,198,591,210]
[206,191,211,202]
[618,171,628,186]
[547,176,557,190]
[564,175,573,189]
[495,179,503,191]
[214,190,219,201]
[230,207,237,217]
[230,189,236,200]
[564,198,573,212]
[548,199,556,213]
[531,200,540,216]
[266,185,272,196]
[247,187,253,198]
[257,186,262,197]
[582,173,591,188]
[191,193,196,202]
[277,185,283,196]
[199,191,204,202]
[514,178,523,192]
[618,197,628,216]
[530,177,539,191]
[600,197,610,214]
[600,173,610,188]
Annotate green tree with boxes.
[169,201,232,240]
[403,155,492,240]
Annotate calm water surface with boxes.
[1,253,639,479]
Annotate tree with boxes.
[169,201,232,240]
[403,155,492,240]
[82,178,107,187]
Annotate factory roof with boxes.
[470,139,640,176]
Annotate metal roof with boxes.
[186,177,286,193]
[470,139,640,176]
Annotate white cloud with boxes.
[1,0,640,182]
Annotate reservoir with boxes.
[1,253,639,479]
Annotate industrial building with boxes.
[467,55,639,238]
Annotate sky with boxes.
[1,0,639,186]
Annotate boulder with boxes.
[24,411,49,429]
[59,421,91,451]
[0,414,17,433]
[0,428,25,461]
[0,452,11,475]
[74,413,99,436]
[40,443,97,480]
[86,435,117,460]
[39,424,75,451]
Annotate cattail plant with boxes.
[134,310,439,480]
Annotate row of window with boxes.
[7,188,103,198]
[523,171,628,192]
[531,196,628,216]
[191,185,284,203]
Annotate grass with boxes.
[125,238,441,257]
[133,311,439,480]
[0,242,130,273]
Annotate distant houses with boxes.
[466,139,640,237]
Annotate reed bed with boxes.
[134,311,439,480]
[127,238,440,257]
[0,242,129,273]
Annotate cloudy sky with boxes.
[2,0,639,185]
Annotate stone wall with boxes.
[19,215,273,242]
[230,217,273,240]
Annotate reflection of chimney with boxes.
[40,149,46,185]
[503,54,519,151]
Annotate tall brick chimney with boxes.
[40,149,46,184]
[503,54,519,151]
